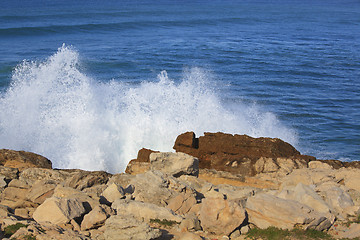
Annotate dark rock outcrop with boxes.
[0,149,52,170]
[173,132,314,176]
[125,148,158,174]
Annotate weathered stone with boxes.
[125,161,150,175]
[215,184,258,201]
[19,168,71,185]
[0,184,30,207]
[309,161,333,169]
[112,199,183,223]
[52,185,99,211]
[178,232,203,240]
[101,183,125,204]
[63,170,111,190]
[246,193,333,230]
[337,223,360,239]
[26,180,56,204]
[0,175,7,188]
[108,173,135,188]
[130,170,174,206]
[0,204,13,217]
[277,183,332,214]
[0,166,19,181]
[14,208,29,218]
[254,157,279,173]
[125,148,159,175]
[104,215,161,240]
[150,152,199,177]
[280,168,335,190]
[0,149,52,170]
[316,183,354,217]
[335,169,360,193]
[166,192,197,215]
[179,213,202,232]
[33,196,85,225]
[199,197,246,235]
[81,205,113,231]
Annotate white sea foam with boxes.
[0,45,298,173]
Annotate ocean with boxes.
[0,0,359,173]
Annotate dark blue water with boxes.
[0,0,359,172]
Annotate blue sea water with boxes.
[0,0,359,173]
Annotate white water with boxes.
[0,45,298,173]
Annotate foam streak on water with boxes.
[0,46,297,173]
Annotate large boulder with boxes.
[150,152,199,177]
[198,197,246,235]
[129,170,174,206]
[246,193,333,231]
[33,196,85,225]
[173,132,313,176]
[104,215,161,240]
[0,149,52,170]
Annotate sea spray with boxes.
[0,45,297,173]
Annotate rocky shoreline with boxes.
[1,132,360,239]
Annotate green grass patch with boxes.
[4,223,28,238]
[149,218,180,227]
[245,226,333,240]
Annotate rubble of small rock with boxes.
[1,132,360,239]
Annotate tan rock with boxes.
[0,175,6,188]
[167,192,197,215]
[199,197,246,235]
[112,199,183,223]
[33,196,85,225]
[14,208,29,218]
[19,168,71,185]
[104,214,161,240]
[337,223,360,239]
[316,183,354,217]
[277,183,332,214]
[1,185,30,206]
[280,168,335,190]
[101,183,125,203]
[53,185,99,211]
[130,170,174,206]
[309,161,333,169]
[81,205,113,231]
[107,173,135,189]
[179,213,201,232]
[216,184,258,201]
[254,157,279,173]
[27,180,56,204]
[125,161,150,175]
[246,193,332,230]
[150,152,199,177]
[178,232,203,240]
[335,169,360,192]
[0,149,52,170]
[0,166,19,181]
[63,170,111,191]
